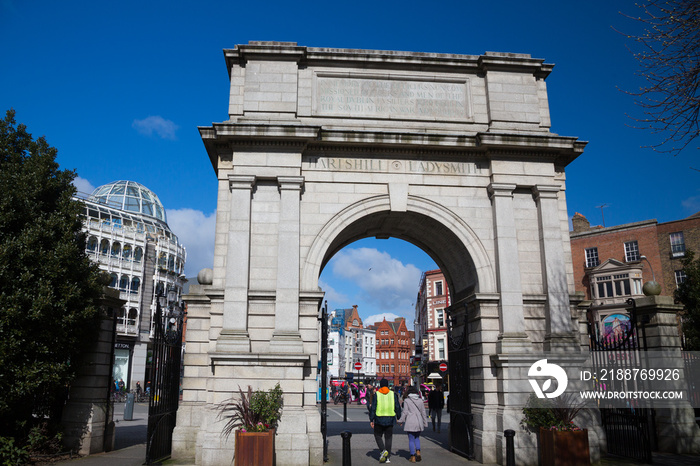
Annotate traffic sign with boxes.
[354,362,362,371]
[439,362,448,372]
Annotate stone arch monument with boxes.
[173,42,590,465]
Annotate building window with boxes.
[122,244,132,260]
[594,274,637,298]
[676,270,687,286]
[670,232,686,257]
[438,339,445,359]
[585,247,600,268]
[625,241,640,262]
[437,309,444,327]
[435,281,443,296]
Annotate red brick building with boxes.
[374,317,412,386]
[569,212,700,338]
[414,269,450,383]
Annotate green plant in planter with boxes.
[218,384,284,438]
[521,393,586,433]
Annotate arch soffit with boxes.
[301,194,496,294]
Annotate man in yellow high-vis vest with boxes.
[369,378,402,463]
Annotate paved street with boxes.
[58,402,484,465]
[57,402,700,465]
[323,403,483,465]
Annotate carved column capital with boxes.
[228,174,256,191]
[532,184,560,201]
[487,183,517,199]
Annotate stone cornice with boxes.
[210,352,310,368]
[200,123,585,172]
[569,219,659,239]
[224,42,554,77]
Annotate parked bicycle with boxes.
[333,391,350,405]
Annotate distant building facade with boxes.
[414,269,450,382]
[570,211,700,339]
[76,181,187,390]
[327,305,376,381]
[374,317,412,386]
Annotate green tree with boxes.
[0,110,103,441]
[675,250,700,350]
[620,0,700,155]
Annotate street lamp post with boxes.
[640,255,662,296]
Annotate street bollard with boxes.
[504,429,515,466]
[123,393,135,421]
[343,399,347,422]
[340,430,352,466]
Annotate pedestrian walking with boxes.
[369,378,401,463]
[427,382,445,433]
[366,383,375,411]
[398,386,428,462]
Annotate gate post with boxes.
[634,295,700,454]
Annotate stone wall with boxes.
[61,288,122,455]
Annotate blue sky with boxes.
[2,1,697,328]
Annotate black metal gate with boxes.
[145,292,185,464]
[588,299,654,463]
[446,302,474,459]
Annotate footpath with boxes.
[56,403,700,465]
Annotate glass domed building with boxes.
[77,180,187,390]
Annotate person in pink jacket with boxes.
[397,386,428,462]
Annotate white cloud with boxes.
[165,208,216,278]
[318,279,348,306]
[72,176,95,196]
[132,115,179,140]
[330,247,421,313]
[682,195,700,215]
[364,312,402,327]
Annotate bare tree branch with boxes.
[617,0,700,155]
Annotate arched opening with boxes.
[100,239,110,255]
[158,252,167,270]
[109,273,118,288]
[128,308,138,328]
[119,274,129,291]
[308,199,491,457]
[87,236,97,252]
[123,244,133,261]
[307,202,493,302]
[111,242,121,257]
[130,277,141,293]
[134,247,143,262]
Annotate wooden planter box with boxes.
[539,428,590,466]
[234,429,275,466]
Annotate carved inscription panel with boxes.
[313,73,471,121]
[304,156,483,176]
